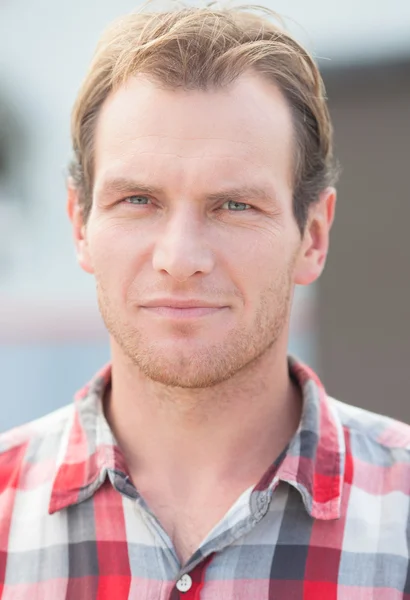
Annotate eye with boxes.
[123,195,151,205]
[221,200,252,211]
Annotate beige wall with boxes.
[318,61,410,421]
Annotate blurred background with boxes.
[0,0,409,431]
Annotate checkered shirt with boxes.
[1,356,410,599]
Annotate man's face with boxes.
[76,73,315,387]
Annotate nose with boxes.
[152,209,214,282]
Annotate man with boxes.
[1,5,409,599]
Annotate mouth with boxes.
[140,298,229,319]
[140,306,227,319]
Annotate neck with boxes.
[105,341,302,495]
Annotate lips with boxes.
[140,299,228,319]
[142,306,224,318]
[141,298,225,309]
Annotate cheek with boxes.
[242,246,296,312]
[88,222,146,299]
[239,232,282,273]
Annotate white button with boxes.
[176,574,193,592]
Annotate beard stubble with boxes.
[96,265,294,389]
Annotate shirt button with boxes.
[176,574,193,592]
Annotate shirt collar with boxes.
[49,364,128,514]
[49,357,345,519]
[273,356,346,520]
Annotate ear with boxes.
[294,187,336,286]
[66,180,94,274]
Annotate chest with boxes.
[2,484,410,599]
[145,492,244,565]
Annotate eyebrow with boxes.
[206,187,274,205]
[96,177,162,198]
[96,176,276,205]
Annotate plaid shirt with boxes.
[1,357,410,599]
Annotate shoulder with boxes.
[0,404,75,493]
[329,395,410,459]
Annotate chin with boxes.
[139,367,223,388]
[135,347,236,388]
[117,334,248,388]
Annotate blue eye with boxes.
[221,200,251,211]
[124,195,151,205]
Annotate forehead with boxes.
[93,73,294,195]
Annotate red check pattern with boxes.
[1,356,410,599]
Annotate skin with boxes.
[68,72,336,564]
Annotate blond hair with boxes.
[69,4,338,233]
